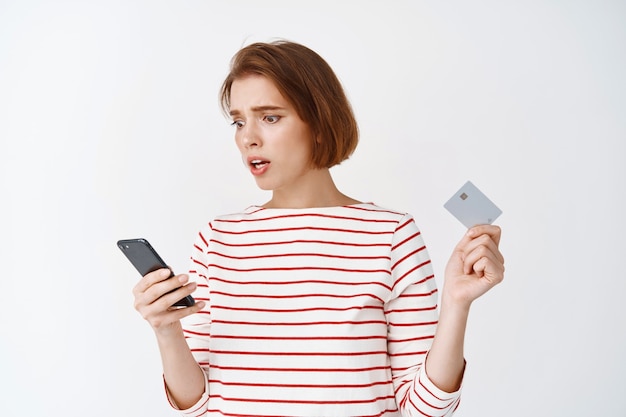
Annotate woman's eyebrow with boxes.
[229,105,286,117]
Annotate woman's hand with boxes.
[132,268,205,337]
[443,225,505,309]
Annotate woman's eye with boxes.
[230,120,244,128]
[264,115,280,124]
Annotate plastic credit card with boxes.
[444,181,502,228]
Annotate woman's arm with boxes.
[133,269,207,409]
[425,225,505,392]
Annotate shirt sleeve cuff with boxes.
[419,358,465,400]
[163,372,210,415]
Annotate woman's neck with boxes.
[263,169,360,209]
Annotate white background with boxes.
[1,1,624,415]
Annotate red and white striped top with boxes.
[169,203,462,416]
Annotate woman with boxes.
[133,40,505,416]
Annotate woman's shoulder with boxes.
[211,203,413,223]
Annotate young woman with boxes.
[133,40,505,417]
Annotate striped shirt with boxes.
[169,203,462,416]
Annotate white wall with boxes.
[1,1,624,415]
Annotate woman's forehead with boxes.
[230,75,291,111]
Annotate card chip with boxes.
[460,193,468,200]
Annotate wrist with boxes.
[440,291,472,321]
[154,321,185,341]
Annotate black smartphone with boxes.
[117,238,195,308]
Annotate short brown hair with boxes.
[220,40,358,168]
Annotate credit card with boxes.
[444,181,502,228]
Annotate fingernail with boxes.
[178,274,189,283]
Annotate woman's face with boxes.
[229,75,316,193]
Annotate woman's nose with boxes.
[240,122,260,148]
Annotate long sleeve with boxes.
[164,222,213,416]
[386,214,462,416]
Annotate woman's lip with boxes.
[246,156,269,174]
[247,156,268,164]
[250,161,270,176]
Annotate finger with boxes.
[136,279,197,318]
[152,280,198,311]
[136,273,190,308]
[140,299,206,329]
[169,300,207,318]
[467,224,502,246]
[469,250,503,278]
[144,276,192,307]
[463,244,500,276]
[151,300,207,329]
[462,231,506,274]
[133,268,173,294]
[473,255,505,285]
[452,225,500,257]
[462,234,504,272]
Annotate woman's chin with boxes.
[253,179,274,191]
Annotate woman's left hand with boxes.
[443,224,505,308]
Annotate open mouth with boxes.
[250,159,269,169]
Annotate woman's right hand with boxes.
[132,268,206,337]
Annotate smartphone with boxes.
[117,238,195,308]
